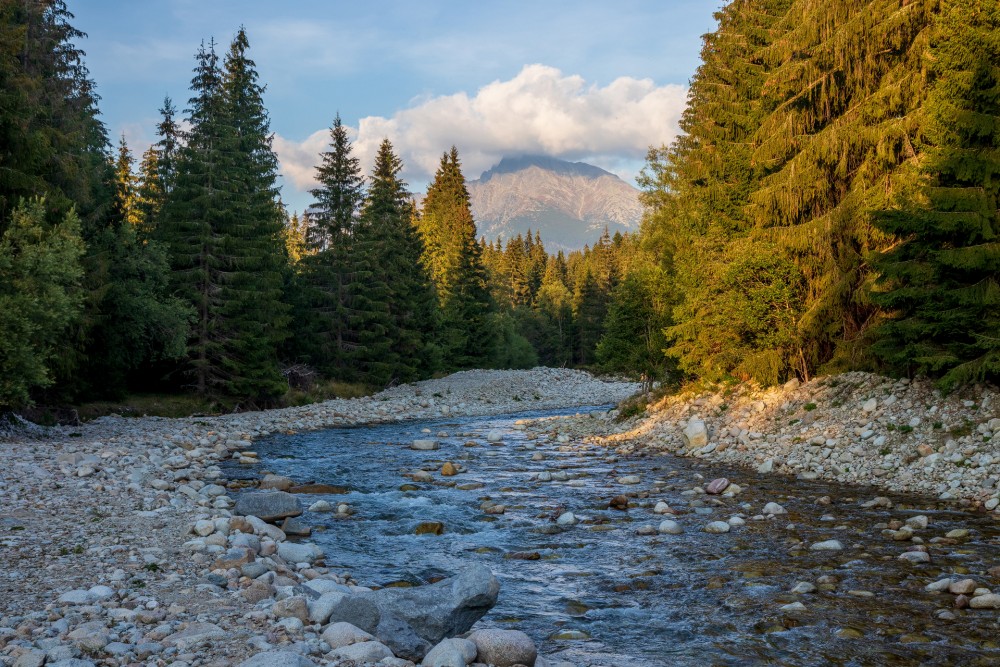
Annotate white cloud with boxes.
[273,64,686,195]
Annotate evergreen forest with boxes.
[1,0,998,415]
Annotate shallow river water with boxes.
[233,407,1000,666]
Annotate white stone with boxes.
[193,520,215,537]
[862,398,878,413]
[683,420,708,448]
[925,578,953,592]
[762,502,787,515]
[411,439,439,451]
[898,551,930,564]
[556,512,577,526]
[790,582,816,594]
[704,521,731,534]
[810,540,843,551]
[657,520,683,535]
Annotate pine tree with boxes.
[307,114,364,250]
[158,39,228,395]
[361,138,440,382]
[112,135,140,229]
[296,114,371,380]
[215,27,290,399]
[159,31,290,400]
[643,0,796,384]
[596,268,673,386]
[135,145,163,238]
[872,0,1000,389]
[746,0,937,374]
[417,147,496,368]
[0,0,109,231]
[155,96,180,197]
[573,270,606,366]
[283,212,308,264]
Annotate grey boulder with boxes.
[235,492,303,523]
[422,637,478,667]
[468,629,537,667]
[328,641,394,663]
[360,564,500,649]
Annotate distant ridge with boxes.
[478,155,613,183]
[467,155,642,251]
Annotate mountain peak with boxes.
[468,156,642,251]
[478,155,616,183]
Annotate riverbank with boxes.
[0,369,638,667]
[533,371,1000,507]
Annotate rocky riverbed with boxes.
[5,368,1000,667]
[0,369,637,667]
[547,372,1000,507]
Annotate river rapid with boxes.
[233,407,1000,667]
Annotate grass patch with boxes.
[803,403,818,411]
[282,379,371,407]
[74,379,373,420]
[76,393,227,420]
[616,395,649,422]
[950,422,973,437]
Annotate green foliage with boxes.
[638,0,1000,389]
[361,139,441,383]
[490,312,539,370]
[596,268,673,383]
[872,0,1000,390]
[418,148,497,368]
[293,115,391,384]
[158,32,289,401]
[0,199,84,408]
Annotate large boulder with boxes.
[361,564,499,646]
[682,419,708,448]
[276,541,323,565]
[373,612,432,661]
[235,492,302,523]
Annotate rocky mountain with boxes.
[466,156,643,251]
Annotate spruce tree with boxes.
[216,27,290,399]
[297,114,370,380]
[135,145,163,238]
[159,31,289,400]
[361,139,440,382]
[417,147,496,368]
[596,268,673,386]
[159,40,228,395]
[155,96,180,197]
[112,135,140,229]
[872,0,1000,389]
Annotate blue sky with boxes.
[73,1,719,213]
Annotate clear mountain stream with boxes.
[227,407,1000,666]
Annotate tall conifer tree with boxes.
[361,139,440,382]
[417,147,496,368]
[872,0,1000,388]
[296,114,371,380]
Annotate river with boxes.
[230,406,1000,666]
